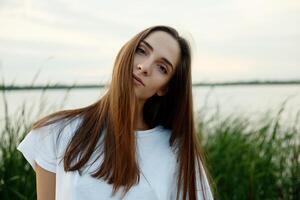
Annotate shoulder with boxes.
[17,115,84,171]
[31,115,83,141]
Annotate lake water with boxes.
[1,85,299,127]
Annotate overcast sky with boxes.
[0,0,299,85]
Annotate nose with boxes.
[137,62,152,75]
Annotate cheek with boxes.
[133,55,143,68]
[133,60,137,70]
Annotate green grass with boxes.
[200,100,300,199]
[1,92,36,199]
[0,80,71,199]
[0,85,299,199]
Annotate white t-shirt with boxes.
[17,117,213,200]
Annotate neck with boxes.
[135,99,149,131]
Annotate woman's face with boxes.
[133,31,180,101]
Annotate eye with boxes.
[158,65,168,74]
[136,47,146,55]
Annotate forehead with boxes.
[142,31,180,69]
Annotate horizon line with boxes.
[1,79,300,91]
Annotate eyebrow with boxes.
[140,40,174,70]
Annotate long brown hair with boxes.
[32,25,213,200]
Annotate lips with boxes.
[133,74,145,86]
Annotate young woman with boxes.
[17,25,214,200]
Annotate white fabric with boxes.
[17,117,213,200]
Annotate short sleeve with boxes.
[17,123,61,173]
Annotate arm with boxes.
[35,162,56,200]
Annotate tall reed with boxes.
[200,99,300,199]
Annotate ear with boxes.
[156,85,168,96]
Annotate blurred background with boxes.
[1,0,299,122]
[0,0,299,199]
